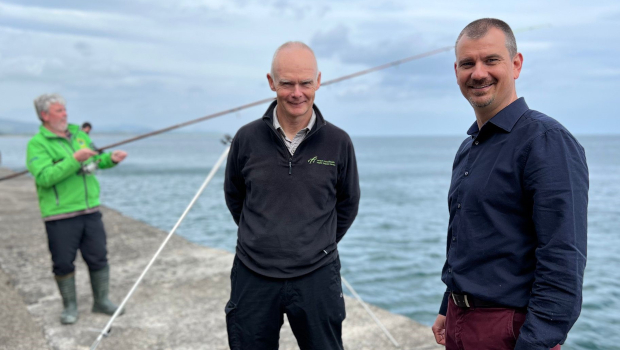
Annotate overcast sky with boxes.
[1,1,618,136]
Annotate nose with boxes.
[471,62,488,81]
[292,84,303,98]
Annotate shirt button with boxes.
[452,237,456,241]
[464,171,469,176]
[448,268,452,273]
[474,141,479,145]
[457,203,461,209]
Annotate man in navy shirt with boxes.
[431,19,588,350]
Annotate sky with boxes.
[0,1,619,136]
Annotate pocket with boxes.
[52,185,60,206]
[329,258,346,321]
[224,300,240,350]
[511,309,527,340]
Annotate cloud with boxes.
[74,41,93,57]
[311,24,430,67]
[0,0,619,135]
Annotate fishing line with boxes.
[0,46,453,182]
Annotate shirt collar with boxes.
[273,106,316,134]
[39,123,80,139]
[467,97,529,135]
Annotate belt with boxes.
[450,293,505,309]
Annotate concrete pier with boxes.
[0,167,441,350]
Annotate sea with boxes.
[1,133,618,350]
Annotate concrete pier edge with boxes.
[0,167,441,350]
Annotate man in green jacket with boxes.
[26,93,127,324]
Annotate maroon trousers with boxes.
[445,298,561,350]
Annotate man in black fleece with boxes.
[223,41,360,350]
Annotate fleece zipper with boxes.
[262,117,325,176]
[59,137,90,209]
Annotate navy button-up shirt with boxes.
[440,98,588,349]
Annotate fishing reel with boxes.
[79,160,100,175]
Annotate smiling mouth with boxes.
[470,83,493,90]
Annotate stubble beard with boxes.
[468,95,495,108]
[466,78,496,109]
[48,120,68,134]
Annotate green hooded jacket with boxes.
[26,124,116,218]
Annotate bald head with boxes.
[270,41,319,82]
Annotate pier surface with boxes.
[0,167,441,350]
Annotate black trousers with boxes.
[225,255,346,350]
[44,212,108,276]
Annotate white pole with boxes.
[90,145,231,350]
[341,276,400,348]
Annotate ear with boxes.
[315,71,321,91]
[513,53,523,80]
[40,111,50,123]
[267,73,276,92]
[454,62,458,84]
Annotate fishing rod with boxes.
[90,137,232,350]
[89,137,400,349]
[0,45,454,182]
[0,23,550,183]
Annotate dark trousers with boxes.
[225,255,346,350]
[45,212,108,276]
[446,297,561,350]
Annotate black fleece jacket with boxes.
[224,101,360,278]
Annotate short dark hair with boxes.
[455,18,517,58]
[82,122,92,129]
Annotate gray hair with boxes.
[270,41,319,82]
[455,18,518,58]
[33,93,66,122]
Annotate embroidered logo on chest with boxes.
[76,137,88,149]
[308,156,335,166]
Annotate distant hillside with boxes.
[0,118,39,135]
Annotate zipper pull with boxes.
[289,158,292,175]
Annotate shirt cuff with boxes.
[439,291,450,316]
[515,336,553,350]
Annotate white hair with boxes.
[33,93,66,122]
[270,41,319,81]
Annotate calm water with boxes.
[1,133,618,350]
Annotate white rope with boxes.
[341,276,400,348]
[90,145,231,350]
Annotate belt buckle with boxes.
[452,293,471,308]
